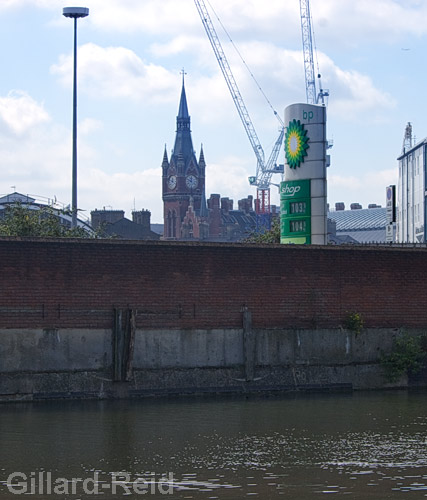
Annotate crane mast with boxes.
[299,0,316,105]
[194,0,284,227]
[299,0,328,106]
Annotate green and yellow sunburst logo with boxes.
[285,119,310,169]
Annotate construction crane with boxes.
[194,0,284,229]
[299,0,328,106]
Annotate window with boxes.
[167,211,172,238]
[172,210,177,238]
[167,210,177,238]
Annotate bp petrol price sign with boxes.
[280,180,311,244]
[283,102,327,245]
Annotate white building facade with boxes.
[397,140,426,243]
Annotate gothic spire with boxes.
[199,144,205,166]
[172,72,195,167]
[177,70,189,122]
[162,144,169,163]
[161,144,169,172]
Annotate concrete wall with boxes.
[0,326,422,401]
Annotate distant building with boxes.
[328,204,387,243]
[161,78,275,242]
[0,192,92,233]
[90,209,160,240]
[397,135,426,243]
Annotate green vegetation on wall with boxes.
[343,312,364,337]
[381,332,426,383]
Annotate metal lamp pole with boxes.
[63,7,89,228]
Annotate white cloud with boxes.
[151,35,209,59]
[86,1,427,43]
[305,0,427,47]
[206,156,251,201]
[0,127,70,207]
[4,0,427,43]
[80,118,104,136]
[328,174,362,191]
[0,0,57,11]
[82,0,196,35]
[0,112,163,221]
[51,43,177,103]
[0,91,50,135]
[321,57,396,120]
[204,155,282,208]
[328,168,398,207]
[80,167,163,222]
[180,37,394,125]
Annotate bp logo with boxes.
[285,119,310,169]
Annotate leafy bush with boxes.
[0,203,91,238]
[381,332,426,383]
[245,217,280,244]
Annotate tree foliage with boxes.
[245,216,281,244]
[0,203,92,238]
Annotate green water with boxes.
[0,391,426,498]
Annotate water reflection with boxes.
[0,391,426,498]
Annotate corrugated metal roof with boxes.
[336,229,386,243]
[328,207,387,231]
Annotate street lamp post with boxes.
[63,7,89,228]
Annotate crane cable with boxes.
[205,0,284,127]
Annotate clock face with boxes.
[186,175,198,189]
[167,175,177,190]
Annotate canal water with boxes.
[0,391,426,499]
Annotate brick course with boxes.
[0,237,426,330]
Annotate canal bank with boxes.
[0,326,425,401]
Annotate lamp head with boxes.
[63,7,89,18]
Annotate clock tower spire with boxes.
[162,75,206,240]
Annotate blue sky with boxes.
[0,0,425,223]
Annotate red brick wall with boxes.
[1,238,426,330]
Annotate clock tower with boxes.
[162,76,207,240]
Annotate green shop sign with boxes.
[280,179,310,199]
[280,179,311,245]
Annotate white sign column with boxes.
[283,103,328,245]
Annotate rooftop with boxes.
[328,207,387,231]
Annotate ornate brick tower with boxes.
[162,77,206,240]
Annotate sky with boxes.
[0,0,425,223]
